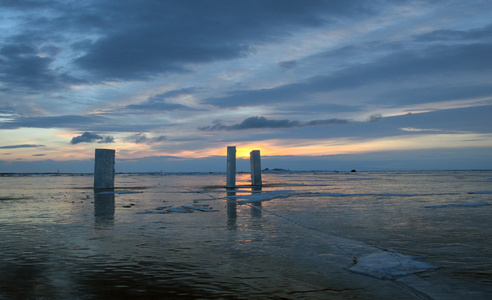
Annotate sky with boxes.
[0,0,491,173]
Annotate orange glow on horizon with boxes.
[167,133,492,159]
[235,144,275,158]
[3,133,492,162]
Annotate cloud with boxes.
[278,60,298,69]
[375,84,492,106]
[126,88,198,111]
[32,154,46,157]
[400,127,441,132]
[367,114,382,122]
[414,24,492,42]
[0,42,82,92]
[125,133,166,144]
[199,116,348,131]
[1,1,491,172]
[0,144,44,149]
[70,1,375,81]
[304,119,349,126]
[0,115,107,130]
[126,102,194,111]
[70,132,114,144]
[203,39,492,108]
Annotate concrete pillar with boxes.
[226,146,236,188]
[250,150,262,186]
[94,149,115,190]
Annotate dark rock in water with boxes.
[351,169,357,172]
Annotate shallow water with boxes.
[0,171,491,299]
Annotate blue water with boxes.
[0,171,491,299]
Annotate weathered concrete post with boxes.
[250,150,262,186]
[94,149,115,190]
[226,146,236,188]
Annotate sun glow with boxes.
[236,144,272,158]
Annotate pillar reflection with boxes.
[94,191,115,228]
[226,190,237,230]
[250,186,262,218]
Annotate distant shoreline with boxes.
[1,169,491,177]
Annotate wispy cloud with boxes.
[400,127,442,132]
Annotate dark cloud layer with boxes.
[0,0,379,83]
[126,89,198,111]
[0,42,82,92]
[414,24,492,42]
[70,132,114,144]
[0,115,107,129]
[204,40,492,108]
[0,144,44,149]
[72,0,373,81]
[199,116,348,131]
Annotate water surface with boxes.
[0,171,491,299]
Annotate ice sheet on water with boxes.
[95,190,141,195]
[136,205,216,214]
[182,206,217,212]
[227,190,425,203]
[166,207,191,213]
[0,196,33,201]
[308,192,350,197]
[302,192,421,197]
[347,251,438,280]
[182,190,224,194]
[155,206,170,210]
[425,202,489,208]
[228,190,304,204]
[305,192,456,197]
[468,190,492,194]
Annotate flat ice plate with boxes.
[347,251,437,280]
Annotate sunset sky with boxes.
[1,0,491,172]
